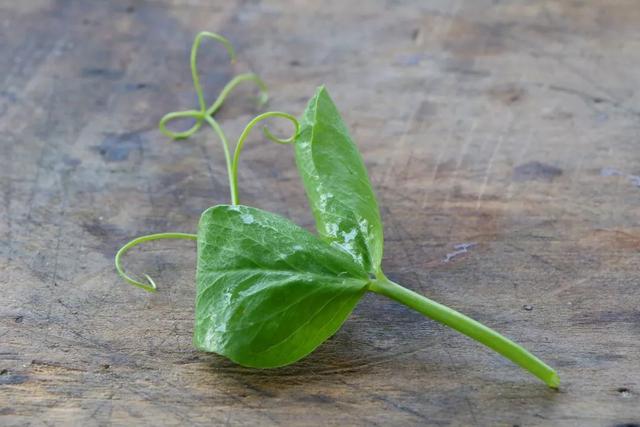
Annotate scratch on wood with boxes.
[475,110,512,211]
[443,119,478,210]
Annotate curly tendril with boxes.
[156,30,283,204]
[115,31,299,292]
[231,111,299,205]
[115,233,197,292]
[158,73,268,140]
[157,31,268,139]
[157,30,268,186]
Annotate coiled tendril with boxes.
[115,31,299,291]
[158,31,267,140]
[115,233,197,292]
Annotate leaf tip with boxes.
[315,84,329,97]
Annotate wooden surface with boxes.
[1,1,639,425]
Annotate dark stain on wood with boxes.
[489,84,526,105]
[513,161,563,182]
[81,218,122,241]
[94,132,144,162]
[0,374,29,385]
[81,68,125,80]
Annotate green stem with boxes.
[115,232,197,292]
[369,275,559,388]
[203,115,236,204]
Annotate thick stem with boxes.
[369,275,559,388]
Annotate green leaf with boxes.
[295,86,383,274]
[194,204,369,367]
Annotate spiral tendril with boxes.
[231,112,299,204]
[116,31,299,292]
[157,31,268,188]
[115,233,197,292]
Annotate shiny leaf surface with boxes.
[295,86,383,273]
[194,204,369,367]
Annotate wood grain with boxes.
[1,0,639,425]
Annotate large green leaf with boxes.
[194,204,369,367]
[295,86,383,274]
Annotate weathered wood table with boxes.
[1,1,639,425]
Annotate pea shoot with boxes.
[116,32,559,388]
